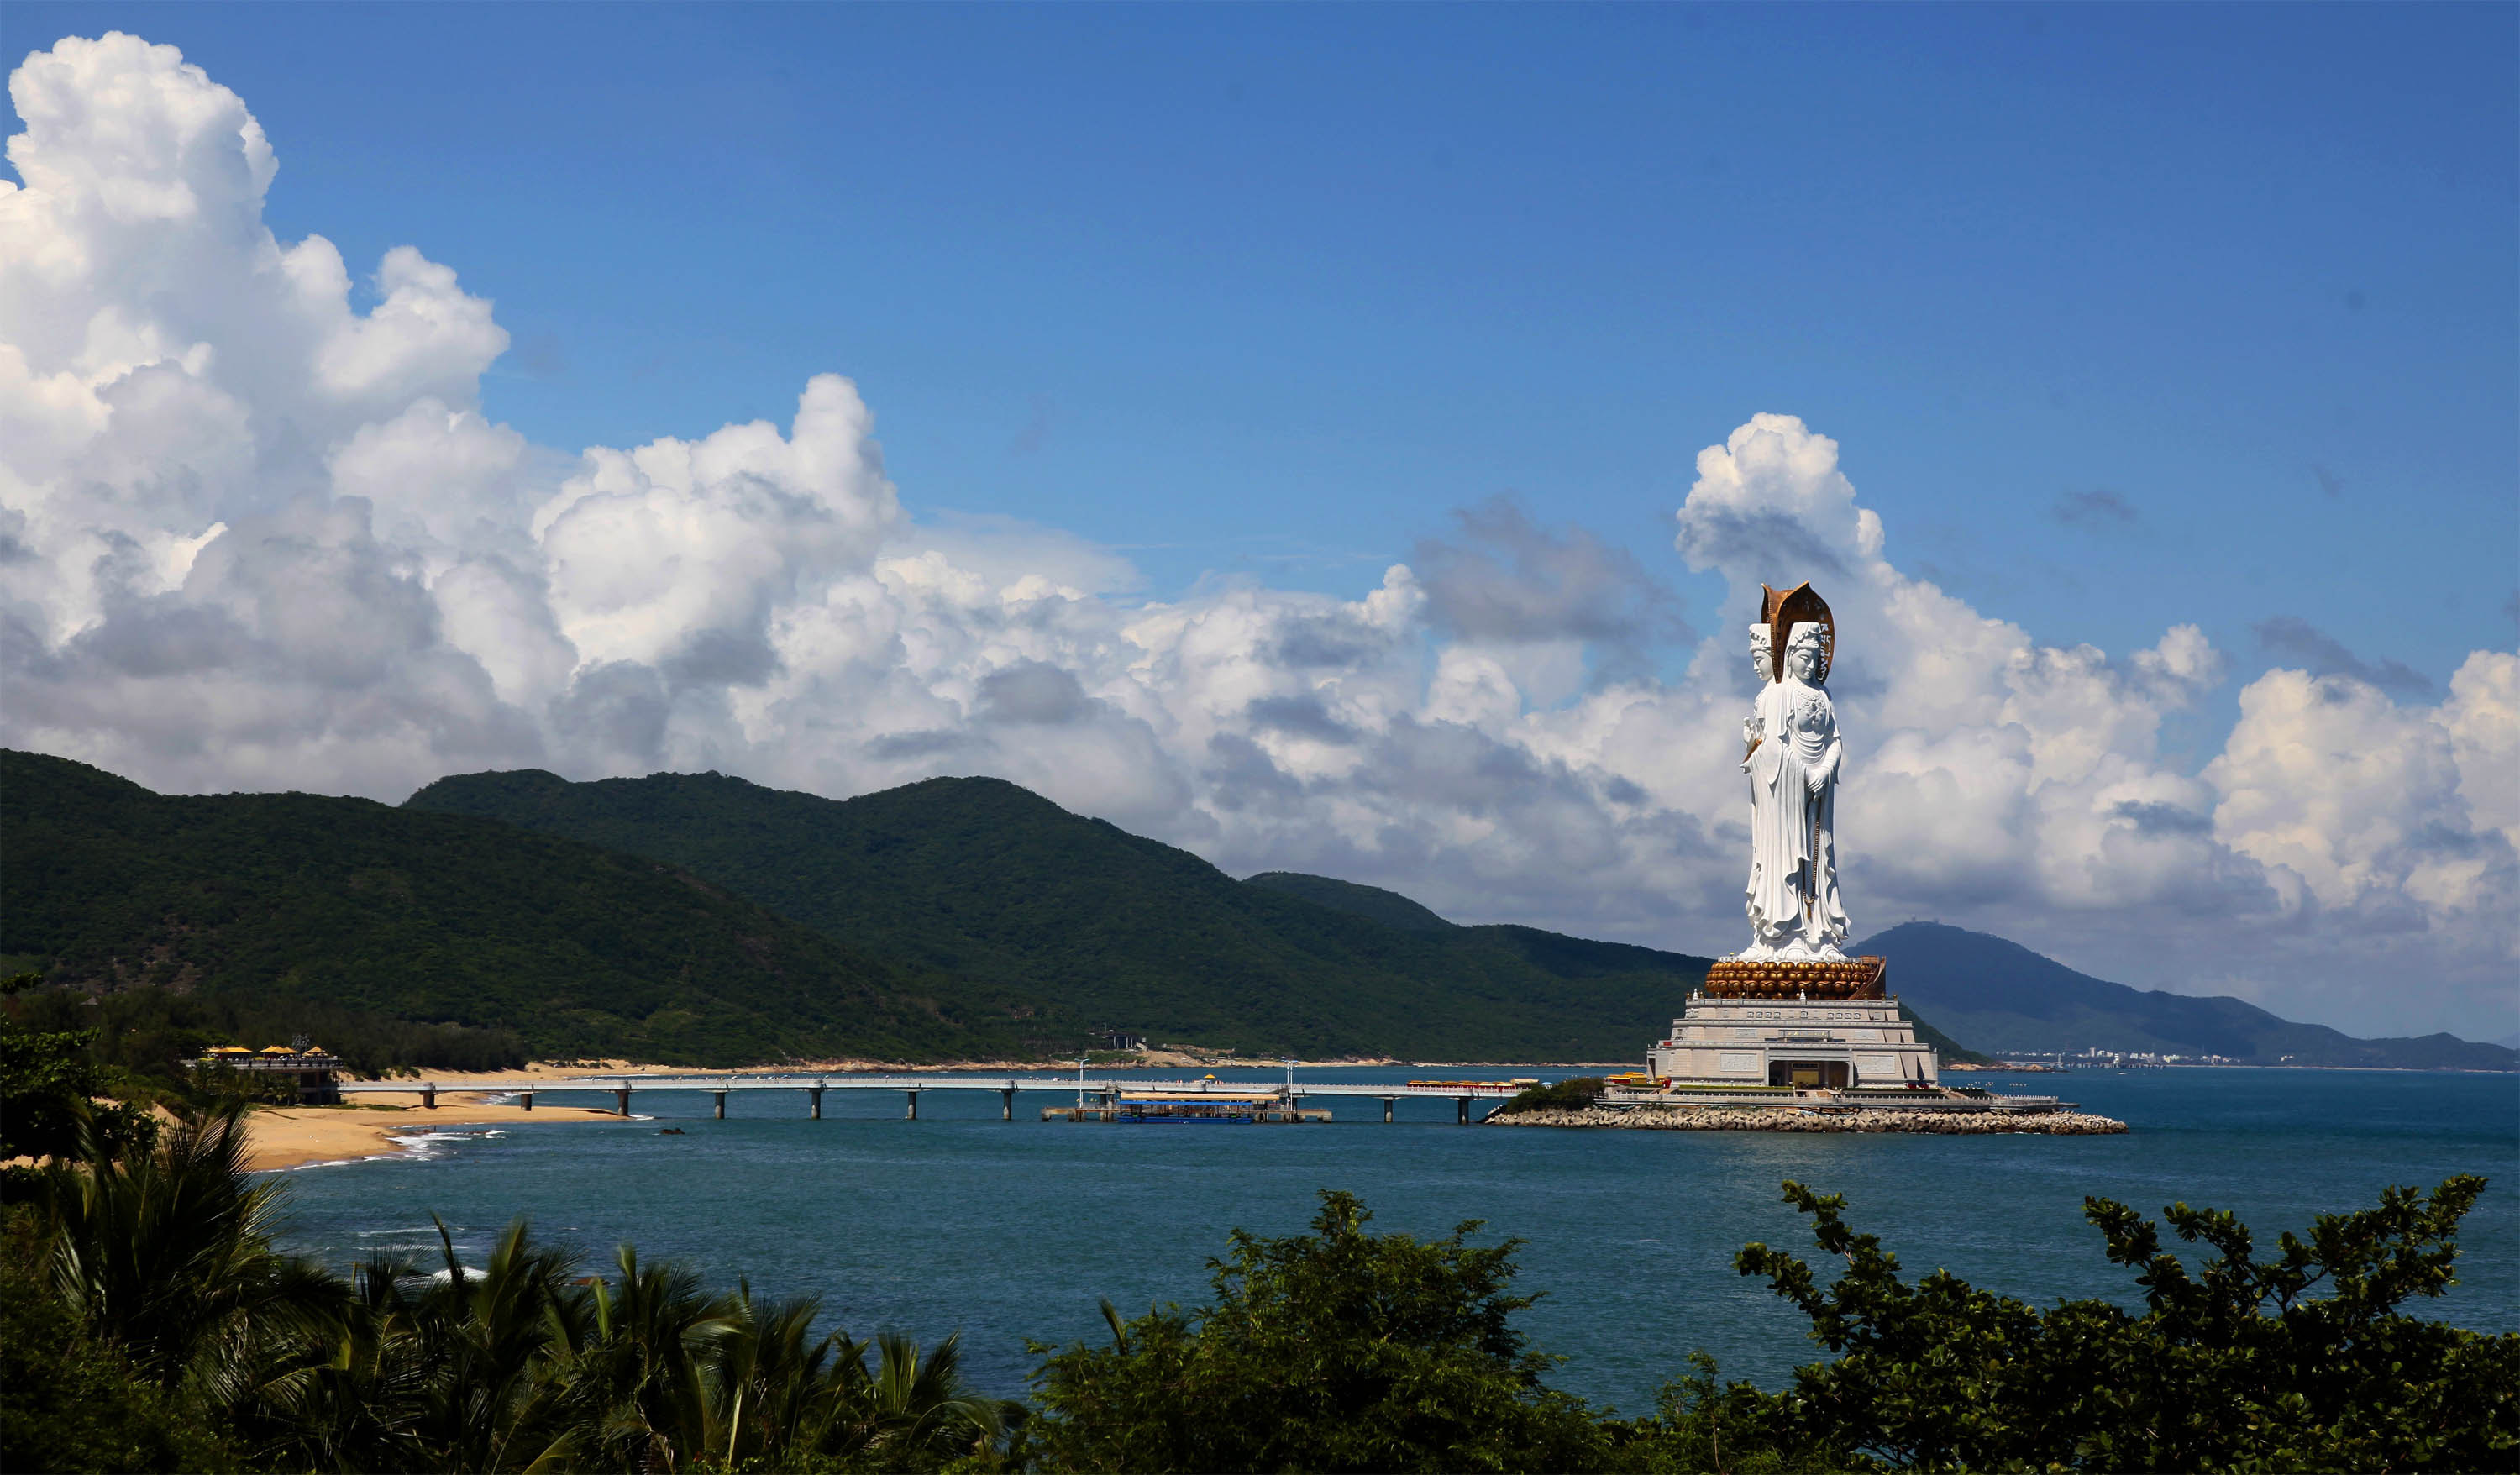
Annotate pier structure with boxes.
[333,1070,1538,1122]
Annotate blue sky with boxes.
[16,2,2513,687]
[6,6,2516,1037]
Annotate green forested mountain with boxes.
[1242,872,1457,932]
[16,748,2008,1068]
[20,748,2493,1071]
[1861,922,2517,1070]
[3,751,1072,1066]
[404,768,1717,1060]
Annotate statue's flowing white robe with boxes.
[1745,675,1848,951]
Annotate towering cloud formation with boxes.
[4,34,2512,1037]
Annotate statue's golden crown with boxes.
[1759,582,1835,684]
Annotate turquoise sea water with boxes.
[268,1068,2520,1412]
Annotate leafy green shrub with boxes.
[1734,1176,2520,1472]
[181,1064,302,1105]
[0,1213,242,1473]
[1021,1190,1606,1472]
[0,1021,159,1186]
[1610,1352,1866,1473]
[1494,1076,1606,1115]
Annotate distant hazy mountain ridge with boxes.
[1857,922,2515,1071]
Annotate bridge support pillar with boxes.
[1383,1097,1394,1123]
[905,1090,920,1121]
[519,1091,533,1112]
[713,1090,727,1121]
[809,1086,824,1120]
[1456,1097,1470,1126]
[422,1084,437,1110]
[1000,1089,1015,1121]
[614,1086,631,1118]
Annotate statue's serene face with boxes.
[1787,641,1822,681]
[1748,628,1772,683]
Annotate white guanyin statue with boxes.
[1739,615,1849,959]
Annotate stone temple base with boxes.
[1704,954,1885,1000]
[1647,982,1938,1089]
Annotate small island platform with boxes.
[1493,1103,2126,1133]
[1491,1085,2126,1134]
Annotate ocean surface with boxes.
[268,1067,2520,1412]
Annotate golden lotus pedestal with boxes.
[1702,955,1887,1000]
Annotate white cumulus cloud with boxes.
[4,33,2512,1042]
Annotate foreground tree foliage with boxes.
[1021,1191,1604,1472]
[0,1217,243,1474]
[3,1065,2510,1472]
[0,1004,160,1199]
[1732,1177,2520,1472]
[7,1100,1011,1474]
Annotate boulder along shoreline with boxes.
[1491,1105,2129,1134]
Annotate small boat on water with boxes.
[1044,1086,1330,1125]
[1406,1078,1540,1090]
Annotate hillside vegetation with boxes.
[3,752,1073,1067]
[1861,922,2517,1070]
[405,768,1721,1060]
[16,749,2004,1068]
[1242,871,1456,932]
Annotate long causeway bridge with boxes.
[336,1071,1546,1124]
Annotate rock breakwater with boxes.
[1491,1105,2127,1134]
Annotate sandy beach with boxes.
[245,1098,627,1171]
